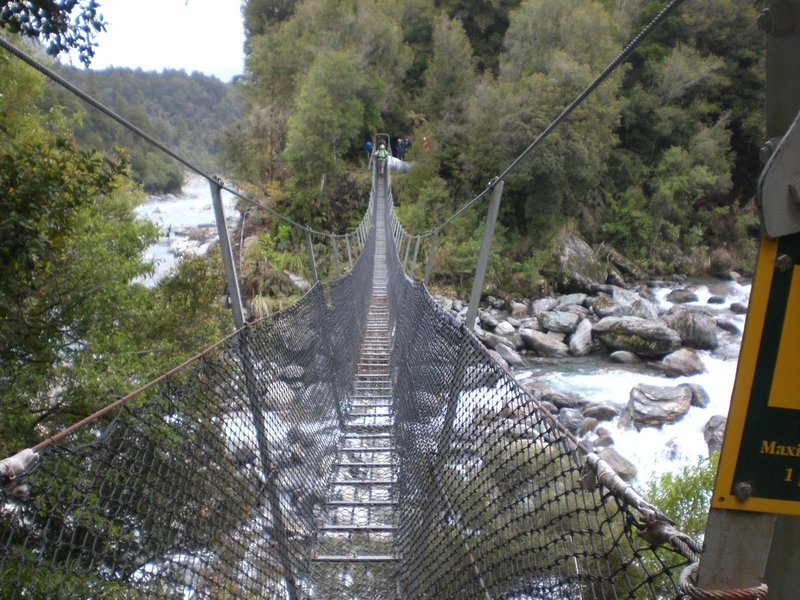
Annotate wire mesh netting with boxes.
[0,176,699,599]
[384,182,693,599]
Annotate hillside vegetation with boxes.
[0,48,234,454]
[231,0,764,296]
[47,65,242,193]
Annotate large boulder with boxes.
[664,307,719,350]
[593,316,682,357]
[540,310,581,334]
[704,415,727,455]
[542,230,608,293]
[623,383,693,428]
[589,288,660,320]
[660,348,706,377]
[519,328,570,358]
[569,318,594,357]
[495,342,526,367]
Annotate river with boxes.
[134,174,239,286]
[514,279,750,488]
[135,179,750,489]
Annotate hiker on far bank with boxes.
[376,141,389,175]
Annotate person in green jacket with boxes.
[375,141,388,175]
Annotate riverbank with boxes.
[435,276,751,488]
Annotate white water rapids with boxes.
[134,174,239,286]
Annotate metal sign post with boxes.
[698,1,800,593]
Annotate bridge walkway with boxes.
[309,177,399,596]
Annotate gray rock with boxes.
[495,321,516,335]
[482,331,508,349]
[593,434,615,449]
[480,311,501,329]
[540,310,581,334]
[660,348,706,377]
[730,302,748,315]
[488,349,509,370]
[558,408,585,434]
[703,415,727,455]
[582,404,619,421]
[593,316,682,357]
[624,383,693,428]
[707,295,725,304]
[531,297,558,314]
[589,288,660,320]
[680,382,711,408]
[542,230,608,294]
[664,307,719,350]
[278,364,305,380]
[609,350,641,364]
[518,317,542,331]
[504,332,526,351]
[569,318,594,357]
[544,392,588,409]
[588,293,627,318]
[495,342,526,367]
[265,381,297,410]
[510,301,529,317]
[716,319,740,334]
[539,400,558,415]
[666,288,699,304]
[599,447,637,481]
[557,293,588,308]
[519,328,570,358]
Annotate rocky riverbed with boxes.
[433,275,751,487]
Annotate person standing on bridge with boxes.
[376,141,388,175]
[364,139,373,167]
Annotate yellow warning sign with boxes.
[712,233,800,516]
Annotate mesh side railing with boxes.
[0,202,376,599]
[384,189,695,599]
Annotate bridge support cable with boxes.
[309,171,400,598]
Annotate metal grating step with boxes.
[312,555,399,563]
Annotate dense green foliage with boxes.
[46,66,242,193]
[232,0,764,295]
[0,51,233,456]
[647,453,720,539]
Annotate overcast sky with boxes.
[82,0,245,81]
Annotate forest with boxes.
[0,0,767,460]
[48,65,242,193]
[0,47,236,454]
[231,0,764,296]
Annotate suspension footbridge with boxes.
[0,0,790,596]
